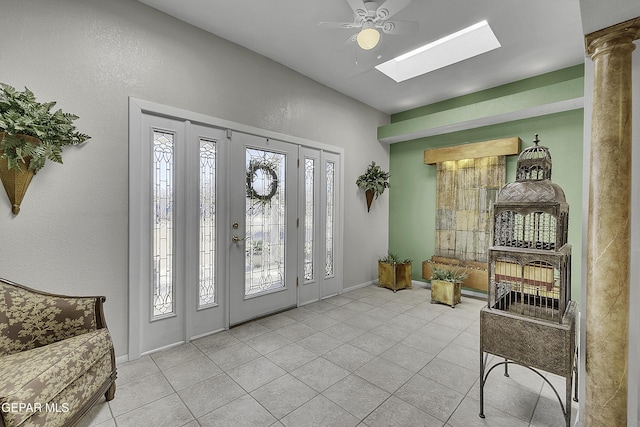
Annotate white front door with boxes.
[130,100,344,358]
[228,133,298,325]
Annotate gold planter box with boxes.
[431,279,462,308]
[378,261,412,292]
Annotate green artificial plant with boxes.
[431,266,467,283]
[379,251,411,265]
[356,161,390,199]
[0,83,90,172]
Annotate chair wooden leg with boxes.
[105,382,116,401]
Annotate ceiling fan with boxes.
[319,0,417,51]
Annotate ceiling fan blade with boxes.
[344,33,358,46]
[380,20,418,35]
[345,0,368,17]
[376,0,412,20]
[347,42,389,76]
[318,21,358,30]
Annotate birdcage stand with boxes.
[478,302,577,427]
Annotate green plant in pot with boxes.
[356,161,390,212]
[0,83,90,214]
[430,266,467,308]
[378,251,412,292]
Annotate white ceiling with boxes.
[137,0,586,115]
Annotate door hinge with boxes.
[296,277,299,287]
[297,158,300,167]
[226,129,232,139]
[296,218,299,227]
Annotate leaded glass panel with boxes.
[304,158,315,282]
[325,161,335,277]
[199,139,216,308]
[245,148,286,296]
[152,131,174,318]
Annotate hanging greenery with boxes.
[356,161,390,199]
[0,83,90,172]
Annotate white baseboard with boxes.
[341,280,375,293]
[115,354,130,365]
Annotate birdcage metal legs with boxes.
[478,351,578,427]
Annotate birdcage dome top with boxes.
[496,180,566,204]
[515,135,553,182]
[518,141,551,163]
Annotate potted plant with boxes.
[430,266,467,308]
[378,251,412,292]
[356,161,390,212]
[0,83,89,214]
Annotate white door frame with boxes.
[128,98,344,360]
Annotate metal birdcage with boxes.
[479,135,577,427]
[488,135,571,323]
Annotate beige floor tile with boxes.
[354,357,414,393]
[363,395,443,427]
[114,394,193,427]
[322,343,375,372]
[198,394,276,427]
[296,331,343,355]
[280,395,359,427]
[290,357,350,392]
[177,373,246,418]
[395,374,465,422]
[115,355,160,385]
[243,331,293,355]
[205,342,261,371]
[419,357,479,394]
[448,395,529,427]
[108,285,566,427]
[226,356,287,392]
[162,355,222,391]
[379,342,436,373]
[150,343,204,371]
[229,321,271,341]
[192,331,241,353]
[265,343,318,372]
[108,371,174,417]
[251,374,317,419]
[322,374,390,419]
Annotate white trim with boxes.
[129,98,344,156]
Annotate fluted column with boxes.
[584,18,640,427]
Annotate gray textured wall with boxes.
[0,0,390,357]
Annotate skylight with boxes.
[375,20,501,83]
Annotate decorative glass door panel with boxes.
[325,160,336,278]
[152,130,175,318]
[199,138,217,308]
[303,157,315,282]
[245,149,286,296]
[229,133,298,325]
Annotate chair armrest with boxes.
[0,278,107,357]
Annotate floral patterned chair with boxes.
[0,278,116,427]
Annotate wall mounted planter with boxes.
[0,133,40,215]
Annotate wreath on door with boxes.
[246,160,279,203]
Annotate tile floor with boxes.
[79,283,578,427]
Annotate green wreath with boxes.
[246,161,279,202]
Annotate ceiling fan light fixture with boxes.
[356,27,380,50]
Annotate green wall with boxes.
[388,109,584,301]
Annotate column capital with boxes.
[585,17,640,58]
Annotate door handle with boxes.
[232,235,246,243]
